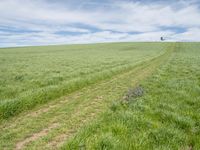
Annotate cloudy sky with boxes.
[0,0,200,47]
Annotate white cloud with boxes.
[171,28,200,41]
[0,0,200,47]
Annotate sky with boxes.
[0,0,200,47]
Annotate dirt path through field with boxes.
[0,44,175,150]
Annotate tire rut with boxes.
[15,95,104,150]
[16,123,60,150]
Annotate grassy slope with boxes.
[0,43,171,149]
[0,42,167,119]
[63,43,200,150]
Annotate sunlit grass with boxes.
[0,42,171,149]
[0,42,168,119]
[63,43,200,150]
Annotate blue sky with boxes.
[0,0,200,47]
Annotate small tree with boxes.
[160,37,164,41]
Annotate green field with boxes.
[0,42,200,149]
[0,42,166,119]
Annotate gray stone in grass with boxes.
[123,86,144,102]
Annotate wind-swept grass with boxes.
[0,42,168,120]
[63,43,200,150]
[0,43,172,149]
[1,42,199,149]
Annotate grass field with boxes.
[0,42,199,149]
[0,42,167,119]
[63,43,200,150]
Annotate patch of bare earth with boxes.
[15,123,59,150]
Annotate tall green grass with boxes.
[62,43,200,149]
[0,42,168,119]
